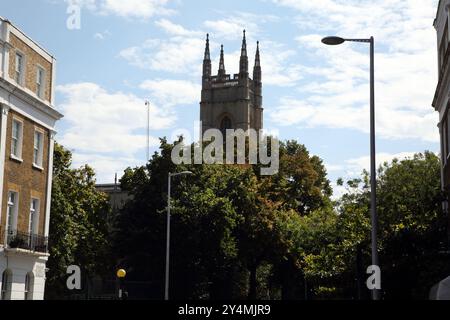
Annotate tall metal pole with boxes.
[322,35,380,300]
[145,101,150,162]
[165,173,171,300]
[369,36,380,301]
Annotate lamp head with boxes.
[117,269,127,278]
[321,36,345,45]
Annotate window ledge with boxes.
[32,163,44,172]
[10,154,23,163]
[5,247,50,257]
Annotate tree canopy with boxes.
[112,138,332,299]
[45,143,111,299]
[46,140,449,300]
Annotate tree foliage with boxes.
[112,138,331,299]
[45,143,111,299]
[51,134,448,300]
[303,151,449,299]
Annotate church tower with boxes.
[200,31,263,134]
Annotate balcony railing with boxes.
[1,227,48,253]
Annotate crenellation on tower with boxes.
[200,31,263,134]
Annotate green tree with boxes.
[112,138,332,299]
[305,152,449,299]
[376,152,448,299]
[45,143,111,299]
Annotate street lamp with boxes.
[165,171,193,300]
[116,268,126,300]
[322,36,380,300]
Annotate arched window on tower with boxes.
[220,116,232,137]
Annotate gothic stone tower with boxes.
[200,31,263,135]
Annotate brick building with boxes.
[0,17,63,300]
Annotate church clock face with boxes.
[200,31,263,135]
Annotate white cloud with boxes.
[203,12,278,40]
[101,0,175,18]
[67,0,175,19]
[344,152,419,177]
[93,30,111,40]
[201,13,302,86]
[155,19,203,37]
[57,82,173,156]
[140,79,201,107]
[120,20,302,87]
[57,82,176,182]
[207,41,302,87]
[71,153,142,184]
[119,36,206,74]
[269,0,440,142]
[258,41,303,87]
[274,0,437,45]
[329,151,421,199]
[66,0,97,11]
[94,33,105,40]
[204,19,247,41]
[118,19,209,75]
[270,93,438,142]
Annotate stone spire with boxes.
[202,34,211,80]
[239,30,248,75]
[253,41,261,83]
[204,33,210,60]
[218,44,226,77]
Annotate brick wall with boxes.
[0,110,49,237]
[8,33,53,102]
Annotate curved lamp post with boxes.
[322,36,380,300]
[165,171,193,300]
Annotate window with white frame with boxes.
[447,112,450,159]
[33,130,44,167]
[36,67,45,99]
[15,52,24,85]
[6,191,18,236]
[29,198,39,236]
[24,272,33,300]
[11,119,23,159]
[443,121,447,165]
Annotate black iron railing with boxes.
[1,228,48,253]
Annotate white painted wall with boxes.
[0,251,48,300]
[0,43,4,79]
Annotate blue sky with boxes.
[1,0,441,197]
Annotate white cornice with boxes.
[1,17,54,63]
[0,77,63,121]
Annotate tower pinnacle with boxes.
[204,33,210,60]
[218,44,226,77]
[239,30,248,75]
[202,33,212,82]
[253,41,261,83]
